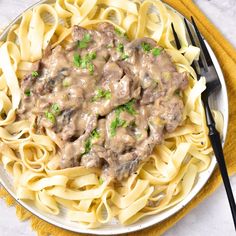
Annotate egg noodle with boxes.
[0,0,223,228]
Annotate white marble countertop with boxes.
[0,0,236,235]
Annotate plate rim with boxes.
[0,0,229,235]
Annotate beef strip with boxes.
[18,23,189,181]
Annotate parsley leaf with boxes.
[117,43,124,53]
[88,51,97,60]
[32,71,39,77]
[114,27,123,36]
[73,54,82,67]
[114,27,128,39]
[91,129,100,139]
[116,44,129,60]
[45,112,56,124]
[104,91,112,99]
[152,48,162,57]
[78,41,87,49]
[24,89,31,97]
[88,63,94,75]
[51,103,60,116]
[45,104,61,123]
[121,54,129,60]
[83,33,91,42]
[78,33,92,49]
[110,117,127,137]
[81,52,96,73]
[74,52,96,74]
[92,89,111,101]
[110,99,136,136]
[141,42,152,52]
[81,59,87,69]
[84,139,92,154]
[82,129,100,155]
[115,99,137,116]
[95,89,104,99]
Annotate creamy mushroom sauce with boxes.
[18,23,188,181]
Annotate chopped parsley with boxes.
[73,54,82,67]
[114,27,122,36]
[82,129,100,155]
[81,60,87,69]
[114,27,124,36]
[89,51,97,60]
[91,129,100,139]
[84,138,92,154]
[45,111,56,124]
[116,43,124,53]
[32,71,39,77]
[82,52,96,73]
[114,27,128,39]
[110,117,127,137]
[141,42,152,52]
[121,54,129,60]
[92,89,111,101]
[110,100,137,136]
[78,41,88,49]
[116,43,129,60]
[73,52,96,75]
[84,33,91,42]
[45,104,60,124]
[51,103,60,116]
[24,89,31,97]
[115,99,137,116]
[78,33,92,49]
[152,47,162,57]
[88,63,95,75]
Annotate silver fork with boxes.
[172,17,236,230]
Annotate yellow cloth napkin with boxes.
[1,0,236,235]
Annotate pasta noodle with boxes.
[0,0,223,228]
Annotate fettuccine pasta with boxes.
[0,0,223,228]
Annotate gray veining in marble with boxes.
[0,0,236,235]
[194,0,236,46]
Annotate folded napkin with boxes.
[1,0,236,235]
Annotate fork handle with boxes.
[208,124,236,231]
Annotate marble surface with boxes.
[0,0,236,235]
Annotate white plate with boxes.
[0,1,229,235]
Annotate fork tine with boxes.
[184,18,204,70]
[171,21,200,79]
[191,16,214,67]
[184,18,196,46]
[183,18,207,74]
[171,23,181,50]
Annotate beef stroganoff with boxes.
[19,23,189,181]
[0,0,223,228]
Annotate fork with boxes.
[171,17,236,230]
